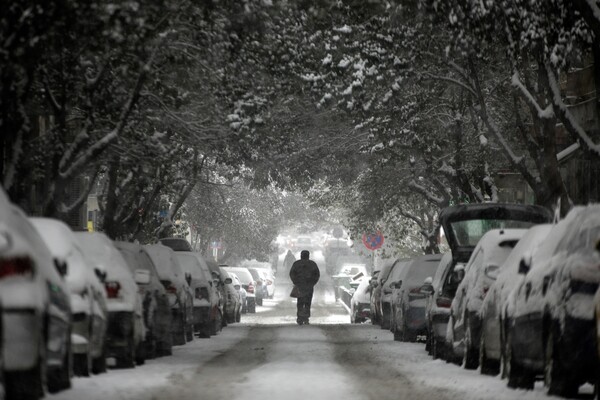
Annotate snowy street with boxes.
[48,264,591,400]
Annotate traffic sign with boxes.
[362,231,384,250]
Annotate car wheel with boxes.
[505,328,534,389]
[135,338,146,365]
[479,333,499,375]
[248,300,256,314]
[393,320,402,342]
[236,308,241,323]
[425,329,431,353]
[6,334,46,400]
[381,308,390,330]
[432,336,443,360]
[544,329,577,397]
[463,316,479,370]
[186,322,194,342]
[173,312,187,346]
[91,344,107,374]
[47,334,71,393]
[73,351,91,377]
[211,311,223,336]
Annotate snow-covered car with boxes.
[506,205,600,396]
[370,261,396,326]
[379,259,409,330]
[259,268,276,299]
[247,267,267,306]
[144,244,194,345]
[30,217,108,377]
[0,191,72,399]
[391,254,443,342]
[206,260,227,328]
[75,232,145,368]
[228,272,247,314]
[218,267,241,323]
[115,242,172,358]
[295,236,313,251]
[447,228,525,369]
[222,267,256,313]
[350,276,371,323]
[438,202,552,364]
[424,253,452,358]
[175,252,222,337]
[479,224,552,375]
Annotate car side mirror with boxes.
[54,258,68,277]
[94,267,107,283]
[518,258,530,275]
[224,278,232,284]
[134,269,151,285]
[393,280,403,289]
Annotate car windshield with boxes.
[450,219,536,247]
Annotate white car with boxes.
[30,217,108,377]
[0,190,72,399]
[145,244,194,344]
[174,252,221,337]
[479,224,552,375]
[507,205,600,395]
[228,272,247,314]
[350,276,371,323]
[447,228,526,369]
[75,232,145,368]
[222,267,256,313]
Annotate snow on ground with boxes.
[47,327,249,400]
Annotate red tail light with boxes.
[409,287,422,294]
[436,297,452,308]
[0,257,34,279]
[247,283,255,294]
[166,285,178,294]
[105,281,121,299]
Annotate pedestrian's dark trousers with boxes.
[297,287,314,320]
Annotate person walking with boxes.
[289,250,320,325]
[283,250,296,273]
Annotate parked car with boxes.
[228,272,248,314]
[75,232,145,368]
[30,217,108,377]
[424,252,453,358]
[390,254,443,342]
[115,242,172,358]
[379,259,409,329]
[0,191,72,399]
[447,228,525,369]
[350,276,371,323]
[479,224,552,375]
[206,260,227,328]
[259,268,276,299]
[247,267,267,306]
[145,244,194,345]
[218,267,242,323]
[174,252,221,337]
[438,202,552,364]
[370,260,396,325]
[222,267,257,313]
[506,205,600,396]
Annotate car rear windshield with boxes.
[450,219,536,247]
[160,238,192,251]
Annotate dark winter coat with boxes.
[289,259,320,293]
